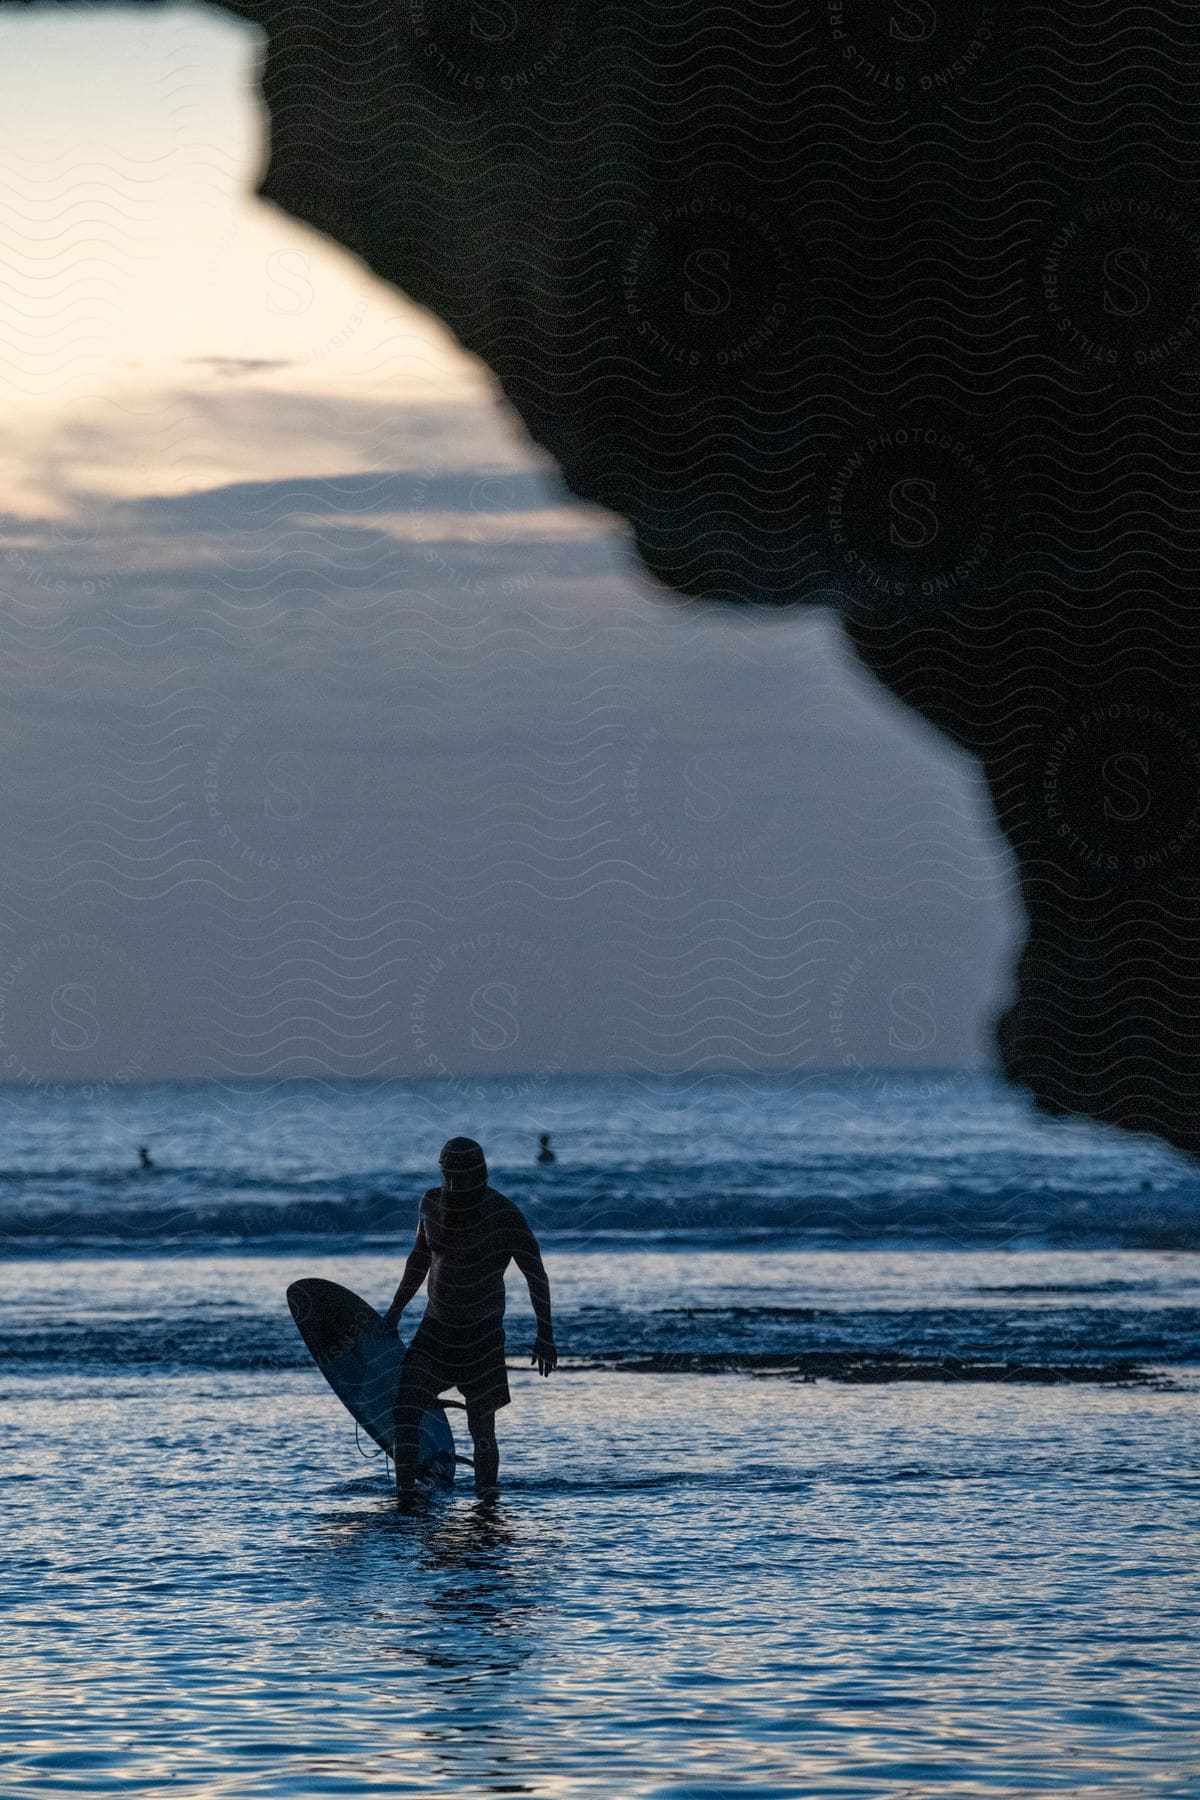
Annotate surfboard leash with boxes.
[354,1420,387,1461]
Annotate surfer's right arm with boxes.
[381,1217,431,1329]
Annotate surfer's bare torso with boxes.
[419,1186,536,1325]
[385,1185,554,1333]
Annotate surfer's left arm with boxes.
[510,1213,557,1375]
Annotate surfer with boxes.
[384,1136,557,1500]
[537,1132,556,1165]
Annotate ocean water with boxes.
[3,1075,1199,1797]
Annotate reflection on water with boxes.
[315,1496,551,1675]
[290,1490,569,1796]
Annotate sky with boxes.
[0,4,1019,1083]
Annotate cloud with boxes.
[0,464,1017,1080]
[186,357,297,377]
[123,468,570,529]
[0,381,1015,1079]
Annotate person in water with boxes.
[137,1146,154,1171]
[537,1132,556,1165]
[384,1137,556,1500]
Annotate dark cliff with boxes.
[18,2,1200,1149]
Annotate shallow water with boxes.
[4,1079,1200,1795]
[5,1251,1200,1796]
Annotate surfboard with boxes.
[286,1277,455,1487]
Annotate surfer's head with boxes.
[439,1136,488,1194]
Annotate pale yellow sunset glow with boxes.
[0,4,487,512]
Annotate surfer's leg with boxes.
[466,1405,499,1494]
[393,1355,436,1496]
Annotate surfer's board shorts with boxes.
[399,1315,511,1414]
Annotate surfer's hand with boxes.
[532,1336,557,1376]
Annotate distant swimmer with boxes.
[537,1133,556,1165]
[137,1146,154,1171]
